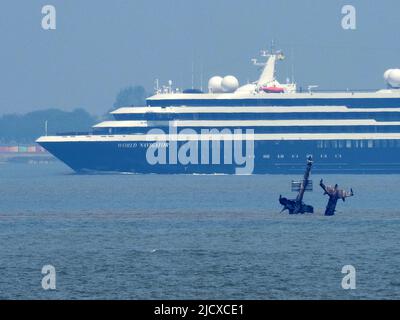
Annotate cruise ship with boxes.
[37,49,400,174]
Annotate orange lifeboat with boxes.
[261,86,285,93]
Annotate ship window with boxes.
[368,140,374,148]
[338,140,344,148]
[332,141,338,149]
[346,140,352,148]
[317,140,323,149]
[360,140,364,149]
[324,141,330,148]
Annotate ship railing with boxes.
[56,131,92,136]
[298,88,382,93]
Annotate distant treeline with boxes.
[0,85,148,144]
[113,85,147,109]
[0,108,97,144]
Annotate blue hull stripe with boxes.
[39,140,400,174]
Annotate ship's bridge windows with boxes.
[332,141,338,149]
[317,140,324,149]
[338,140,345,149]
[346,140,352,148]
[368,140,374,148]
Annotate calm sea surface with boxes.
[1,162,400,299]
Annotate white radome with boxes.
[221,75,239,93]
[384,69,394,80]
[208,76,224,93]
[384,69,400,88]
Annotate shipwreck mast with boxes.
[279,156,314,215]
[293,156,313,213]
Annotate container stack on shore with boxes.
[0,145,54,164]
[0,145,46,154]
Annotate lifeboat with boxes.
[261,86,285,93]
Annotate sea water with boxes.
[0,162,400,299]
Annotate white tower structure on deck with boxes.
[252,49,296,93]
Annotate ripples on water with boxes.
[1,162,400,299]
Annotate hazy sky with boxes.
[0,0,399,115]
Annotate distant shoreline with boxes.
[0,145,55,164]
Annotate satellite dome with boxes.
[208,76,223,93]
[384,69,394,81]
[385,69,400,88]
[221,75,239,93]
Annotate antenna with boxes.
[270,39,275,54]
[200,64,203,92]
[291,47,295,83]
[154,79,159,93]
[191,62,194,89]
[168,80,173,93]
